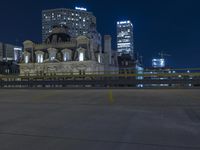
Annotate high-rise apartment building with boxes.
[42,7,96,42]
[117,20,134,58]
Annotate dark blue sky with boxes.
[0,0,200,68]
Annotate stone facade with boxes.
[20,25,118,76]
[20,60,105,76]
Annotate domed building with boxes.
[45,25,71,44]
[19,24,118,76]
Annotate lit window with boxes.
[79,52,84,61]
[40,56,43,63]
[50,56,55,61]
[25,55,29,63]
[98,54,101,63]
[37,55,40,63]
[36,54,43,63]
[63,52,70,61]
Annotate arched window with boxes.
[35,51,44,63]
[36,54,44,63]
[98,53,101,63]
[24,52,30,64]
[63,53,70,61]
[77,47,86,62]
[25,55,29,63]
[62,49,72,62]
[79,52,84,61]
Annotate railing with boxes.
[0,71,200,88]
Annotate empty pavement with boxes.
[0,89,200,150]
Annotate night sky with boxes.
[0,0,200,68]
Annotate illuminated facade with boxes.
[20,24,118,76]
[152,59,165,68]
[0,42,22,62]
[117,20,134,58]
[42,7,96,42]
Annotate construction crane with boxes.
[158,51,171,59]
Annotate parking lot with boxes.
[0,89,200,150]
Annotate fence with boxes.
[0,68,200,88]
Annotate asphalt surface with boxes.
[0,89,200,150]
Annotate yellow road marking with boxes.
[108,90,114,104]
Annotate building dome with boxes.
[45,25,71,44]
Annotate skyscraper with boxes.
[117,20,134,58]
[42,7,96,42]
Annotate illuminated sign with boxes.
[75,7,87,11]
[152,59,165,68]
[117,20,131,25]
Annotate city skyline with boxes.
[0,0,200,68]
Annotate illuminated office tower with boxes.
[117,20,134,58]
[42,7,96,42]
